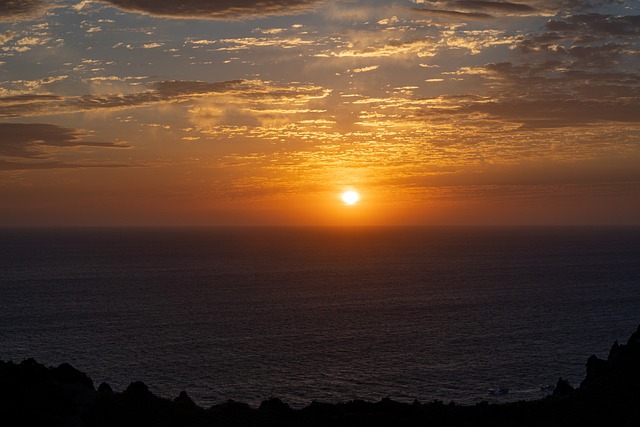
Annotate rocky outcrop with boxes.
[551,377,574,398]
[1,326,640,426]
[0,358,95,427]
[578,325,640,405]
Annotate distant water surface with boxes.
[1,226,639,407]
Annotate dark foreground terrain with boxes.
[2,326,640,426]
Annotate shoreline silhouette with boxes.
[2,325,639,426]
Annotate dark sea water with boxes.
[1,227,639,408]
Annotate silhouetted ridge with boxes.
[551,378,574,398]
[1,325,640,426]
[97,382,113,395]
[579,325,640,399]
[173,390,196,407]
[0,358,95,427]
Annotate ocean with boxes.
[1,226,639,408]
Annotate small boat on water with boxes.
[488,387,510,396]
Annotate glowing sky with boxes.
[1,0,639,225]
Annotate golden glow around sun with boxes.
[341,190,360,205]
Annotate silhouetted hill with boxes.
[2,326,640,426]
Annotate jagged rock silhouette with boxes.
[2,326,640,426]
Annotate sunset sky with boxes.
[1,0,639,226]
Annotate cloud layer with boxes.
[0,79,328,117]
[0,0,324,21]
[415,0,538,19]
[1,0,638,224]
[0,122,128,159]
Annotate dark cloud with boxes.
[567,43,628,66]
[417,1,624,19]
[412,0,540,19]
[546,13,640,37]
[560,0,624,10]
[422,0,537,14]
[0,0,48,22]
[457,98,640,128]
[411,7,493,20]
[483,61,640,96]
[456,0,537,13]
[443,61,640,128]
[531,0,623,12]
[517,34,572,54]
[516,40,630,66]
[0,96,65,118]
[98,0,321,19]
[0,123,129,159]
[514,11,639,70]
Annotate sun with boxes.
[341,190,360,206]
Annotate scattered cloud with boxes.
[142,42,164,49]
[0,31,17,44]
[317,36,439,58]
[352,65,379,73]
[1,0,638,223]
[215,36,315,51]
